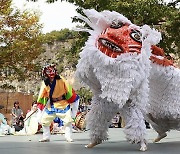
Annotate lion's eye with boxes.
[130,30,142,42]
[110,20,124,29]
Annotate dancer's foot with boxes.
[66,138,73,142]
[140,140,147,151]
[154,133,167,143]
[140,145,147,151]
[85,142,101,148]
[39,138,50,142]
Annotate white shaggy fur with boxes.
[147,61,180,142]
[75,9,161,151]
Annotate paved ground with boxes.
[0,128,180,154]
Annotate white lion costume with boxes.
[147,47,180,142]
[75,9,161,151]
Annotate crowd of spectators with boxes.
[0,100,151,135]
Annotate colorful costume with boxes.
[75,9,161,151]
[37,65,79,142]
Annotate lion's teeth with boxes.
[99,39,122,52]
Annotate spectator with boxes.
[110,113,121,128]
[81,103,88,112]
[15,102,39,135]
[11,101,24,131]
[0,106,11,135]
[87,102,92,111]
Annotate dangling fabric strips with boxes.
[49,79,56,106]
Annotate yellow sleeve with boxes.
[60,76,69,94]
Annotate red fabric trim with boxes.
[67,90,76,103]
[151,45,165,56]
[150,56,174,67]
[37,103,45,111]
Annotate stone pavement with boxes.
[0,128,180,154]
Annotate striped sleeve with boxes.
[60,75,77,103]
[37,81,49,105]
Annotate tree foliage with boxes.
[0,0,44,81]
[76,87,92,104]
[43,28,77,44]
[42,29,81,71]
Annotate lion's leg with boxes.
[154,132,167,143]
[121,100,147,151]
[147,114,168,143]
[151,123,167,143]
[85,95,118,148]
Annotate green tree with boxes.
[43,28,76,44]
[42,29,80,71]
[76,87,92,105]
[0,0,44,81]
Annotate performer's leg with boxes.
[86,95,118,148]
[57,109,73,142]
[151,123,167,143]
[147,113,167,143]
[121,100,147,151]
[39,126,50,142]
[154,132,167,143]
[64,122,73,142]
[71,98,80,119]
[39,112,55,142]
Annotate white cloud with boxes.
[12,0,78,33]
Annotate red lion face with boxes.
[97,20,142,58]
[96,20,174,67]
